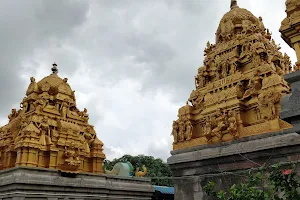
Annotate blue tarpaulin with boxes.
[153,185,174,194]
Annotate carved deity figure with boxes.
[20,97,28,113]
[212,109,226,138]
[28,77,39,93]
[171,120,179,143]
[64,142,81,166]
[195,67,206,88]
[243,71,262,99]
[227,111,238,137]
[221,61,229,78]
[60,99,70,119]
[258,91,281,120]
[265,29,271,40]
[36,117,52,146]
[258,16,266,32]
[79,108,89,121]
[204,118,212,143]
[79,132,90,153]
[34,97,47,113]
[189,90,204,111]
[8,109,18,121]
[204,41,212,55]
[178,120,185,142]
[229,61,237,75]
[283,53,292,73]
[242,20,252,34]
[184,120,193,141]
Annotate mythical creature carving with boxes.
[135,165,147,177]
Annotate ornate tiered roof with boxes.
[171,0,293,150]
[0,64,105,173]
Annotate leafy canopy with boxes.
[103,154,174,187]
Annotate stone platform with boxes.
[168,129,300,200]
[0,166,154,200]
[167,70,300,200]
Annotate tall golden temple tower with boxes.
[171,0,293,151]
[0,64,105,173]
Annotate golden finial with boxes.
[230,0,238,9]
[51,63,58,74]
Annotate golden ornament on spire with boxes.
[51,63,58,74]
[0,64,106,174]
[230,0,238,9]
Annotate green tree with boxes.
[204,163,300,200]
[103,154,174,187]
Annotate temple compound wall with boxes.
[0,167,154,200]
[167,1,300,199]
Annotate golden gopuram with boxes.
[171,0,295,151]
[0,64,105,173]
[280,0,300,66]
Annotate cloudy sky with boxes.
[0,0,296,161]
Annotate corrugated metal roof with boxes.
[153,185,174,195]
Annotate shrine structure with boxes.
[0,65,154,200]
[0,64,105,174]
[168,1,300,200]
[171,0,293,151]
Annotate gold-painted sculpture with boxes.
[280,0,300,68]
[135,165,147,177]
[172,0,293,151]
[0,63,106,173]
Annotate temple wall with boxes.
[0,166,154,200]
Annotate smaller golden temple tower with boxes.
[280,0,300,66]
[0,64,105,174]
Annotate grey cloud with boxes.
[0,0,89,115]
[58,0,227,104]
[0,0,296,161]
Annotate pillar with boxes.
[49,151,57,169]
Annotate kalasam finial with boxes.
[230,0,238,9]
[51,63,58,74]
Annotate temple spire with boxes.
[51,63,58,74]
[230,0,238,9]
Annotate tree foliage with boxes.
[103,154,174,187]
[204,163,300,200]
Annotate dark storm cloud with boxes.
[0,0,89,115]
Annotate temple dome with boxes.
[286,0,298,6]
[215,3,264,43]
[26,64,73,97]
[37,73,73,96]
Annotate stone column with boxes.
[49,151,58,169]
